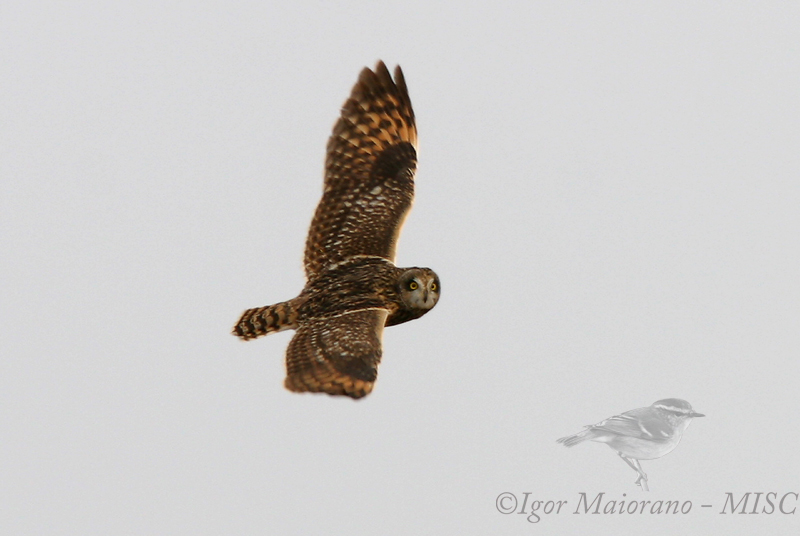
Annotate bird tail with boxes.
[232,300,299,340]
[556,427,597,447]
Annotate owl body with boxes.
[297,256,438,326]
[235,256,439,339]
[232,62,439,399]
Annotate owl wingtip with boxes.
[374,59,391,76]
[356,60,409,97]
[285,374,374,399]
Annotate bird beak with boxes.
[690,412,705,418]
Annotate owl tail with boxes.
[556,427,598,447]
[232,300,299,340]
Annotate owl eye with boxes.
[430,282,437,291]
[408,280,419,290]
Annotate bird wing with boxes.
[283,309,388,399]
[590,407,673,441]
[303,61,418,278]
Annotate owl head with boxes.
[386,268,440,326]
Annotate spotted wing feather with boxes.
[304,61,418,277]
[284,309,388,399]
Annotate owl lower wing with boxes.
[284,309,389,399]
[304,61,418,277]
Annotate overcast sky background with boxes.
[2,2,799,534]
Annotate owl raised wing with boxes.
[303,61,418,277]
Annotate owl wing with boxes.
[304,61,418,278]
[589,408,673,441]
[283,309,388,399]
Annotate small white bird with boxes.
[557,398,704,490]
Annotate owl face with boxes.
[398,268,440,311]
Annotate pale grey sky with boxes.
[2,2,798,534]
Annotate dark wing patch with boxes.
[284,309,388,399]
[304,61,417,277]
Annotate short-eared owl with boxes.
[233,61,440,399]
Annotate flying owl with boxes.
[232,61,440,399]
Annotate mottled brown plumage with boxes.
[304,63,417,277]
[232,62,440,399]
